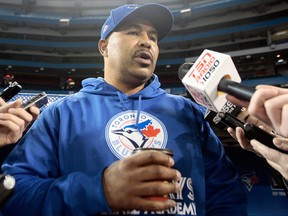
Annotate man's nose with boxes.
[138,33,152,48]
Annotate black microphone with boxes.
[178,50,284,155]
[218,79,255,101]
[178,62,244,129]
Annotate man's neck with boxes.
[104,78,146,95]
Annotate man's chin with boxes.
[131,71,153,83]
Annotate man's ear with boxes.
[98,39,108,57]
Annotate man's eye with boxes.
[150,36,158,42]
[128,31,138,36]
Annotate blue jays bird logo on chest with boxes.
[105,110,168,159]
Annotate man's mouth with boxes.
[135,51,153,66]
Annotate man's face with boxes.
[103,18,159,88]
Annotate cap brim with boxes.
[119,3,174,41]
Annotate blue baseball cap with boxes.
[100,3,174,41]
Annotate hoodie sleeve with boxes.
[189,102,247,216]
[1,104,112,216]
[202,128,247,216]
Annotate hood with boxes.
[80,74,166,99]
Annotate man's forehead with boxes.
[116,18,157,32]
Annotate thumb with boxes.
[8,99,22,108]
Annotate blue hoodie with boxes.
[1,75,247,216]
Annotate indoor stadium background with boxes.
[0,0,288,215]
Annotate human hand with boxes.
[102,150,181,211]
[250,137,288,180]
[0,99,40,146]
[227,126,255,152]
[247,85,288,137]
[236,108,275,134]
[226,109,275,152]
[227,126,288,180]
[227,85,288,137]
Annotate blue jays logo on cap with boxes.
[105,110,168,159]
[100,3,174,41]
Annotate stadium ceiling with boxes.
[0,0,288,91]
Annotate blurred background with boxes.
[0,1,288,215]
[0,0,288,93]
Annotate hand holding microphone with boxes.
[178,49,283,152]
[178,49,255,112]
[177,50,267,130]
[178,49,288,188]
[226,84,288,182]
[227,85,288,137]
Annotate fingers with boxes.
[246,86,288,137]
[0,112,26,142]
[235,127,255,152]
[8,101,40,124]
[127,151,180,183]
[0,112,25,129]
[19,105,41,123]
[279,104,288,137]
[8,107,33,123]
[0,104,35,135]
[227,127,237,140]
[108,177,180,212]
[129,195,176,211]
[29,106,40,120]
[0,99,40,147]
[130,150,175,168]
[250,139,288,180]
[248,88,278,125]
[0,99,22,113]
[134,165,181,182]
[236,109,272,131]
[228,85,288,138]
[227,126,255,152]
[0,99,40,121]
[103,150,182,212]
[265,159,285,178]
[133,180,180,200]
[273,137,288,151]
[116,193,176,212]
[256,85,288,95]
[226,95,249,108]
[266,99,288,137]
[0,113,25,146]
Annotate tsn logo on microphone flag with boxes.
[181,49,241,112]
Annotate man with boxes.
[1,3,247,215]
[226,85,288,189]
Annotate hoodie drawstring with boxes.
[116,91,128,111]
[116,91,144,136]
[135,94,143,134]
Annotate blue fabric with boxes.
[100,3,173,41]
[1,75,247,216]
